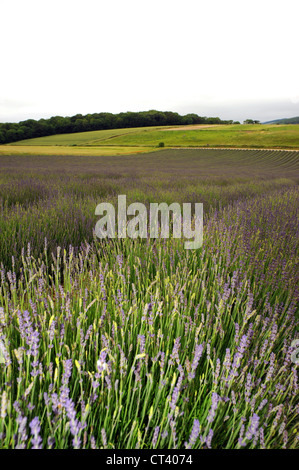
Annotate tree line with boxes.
[0,110,240,144]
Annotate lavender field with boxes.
[0,149,298,449]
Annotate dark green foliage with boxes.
[243,119,261,124]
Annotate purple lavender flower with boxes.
[97,349,108,373]
[238,423,246,447]
[138,334,146,354]
[48,319,56,347]
[257,399,268,412]
[64,398,81,449]
[62,359,73,386]
[185,419,200,449]
[245,373,253,402]
[16,415,28,448]
[245,413,260,442]
[207,392,220,423]
[265,352,276,382]
[170,386,180,411]
[170,419,177,449]
[29,417,43,449]
[188,344,203,380]
[152,426,160,447]
[169,337,181,366]
[101,428,107,448]
[205,428,214,449]
[228,334,248,380]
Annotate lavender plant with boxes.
[0,150,298,449]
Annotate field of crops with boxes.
[11,126,170,147]
[0,148,298,449]
[5,124,299,151]
[0,145,153,157]
[84,124,299,149]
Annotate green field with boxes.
[94,124,299,149]
[3,124,299,153]
[9,126,171,146]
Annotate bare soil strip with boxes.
[163,125,221,131]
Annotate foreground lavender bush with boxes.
[0,186,298,449]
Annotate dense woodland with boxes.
[0,110,239,144]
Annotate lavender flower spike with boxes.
[97,349,108,373]
[245,413,260,441]
[152,426,160,448]
[29,417,43,449]
[188,344,203,380]
[207,392,220,423]
[185,419,200,449]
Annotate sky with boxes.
[1,0,299,124]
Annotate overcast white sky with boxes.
[1,0,299,123]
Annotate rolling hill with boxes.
[1,124,299,157]
[264,116,299,125]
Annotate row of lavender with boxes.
[0,187,298,448]
[0,171,294,272]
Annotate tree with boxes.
[243,119,260,124]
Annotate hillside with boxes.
[264,116,299,125]
[1,124,299,156]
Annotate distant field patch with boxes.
[0,145,154,157]
[163,124,221,131]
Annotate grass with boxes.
[0,149,298,449]
[90,124,299,149]
[3,124,299,151]
[8,126,171,147]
